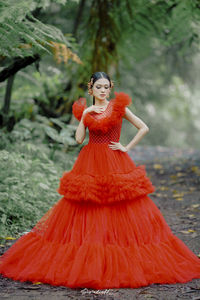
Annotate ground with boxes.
[0,145,200,300]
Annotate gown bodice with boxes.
[89,122,122,144]
[72,91,132,137]
[88,101,122,144]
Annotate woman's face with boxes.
[92,78,110,101]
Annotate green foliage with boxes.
[0,0,75,58]
[31,70,72,117]
[120,0,200,61]
[62,0,200,106]
[0,124,81,237]
[1,68,71,122]
[8,116,78,152]
[0,148,60,237]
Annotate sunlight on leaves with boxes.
[191,204,200,208]
[191,166,200,175]
[172,191,184,197]
[180,229,196,234]
[5,236,17,240]
[160,186,169,191]
[176,172,185,177]
[175,166,181,170]
[172,190,184,201]
[188,214,195,218]
[153,164,163,169]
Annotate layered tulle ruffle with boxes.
[57,168,155,205]
[1,196,200,289]
[57,143,155,205]
[72,97,87,121]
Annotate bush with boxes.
[0,123,83,240]
[0,148,63,238]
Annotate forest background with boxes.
[0,0,200,238]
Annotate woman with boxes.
[0,71,200,289]
[75,72,149,153]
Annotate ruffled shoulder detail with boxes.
[72,97,87,121]
[83,91,132,133]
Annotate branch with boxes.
[0,54,40,82]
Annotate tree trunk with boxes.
[2,75,15,114]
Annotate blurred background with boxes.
[0,0,200,237]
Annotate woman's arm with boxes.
[75,105,106,144]
[75,110,87,144]
[123,107,149,151]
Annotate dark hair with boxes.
[89,72,113,105]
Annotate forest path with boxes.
[0,146,200,300]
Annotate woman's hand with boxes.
[108,141,128,152]
[84,105,106,115]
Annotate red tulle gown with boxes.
[0,92,200,289]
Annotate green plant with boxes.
[0,149,61,238]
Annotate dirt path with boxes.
[0,146,200,300]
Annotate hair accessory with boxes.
[87,77,94,95]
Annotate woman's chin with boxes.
[95,96,106,101]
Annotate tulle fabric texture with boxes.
[0,91,200,289]
[0,196,200,289]
[57,143,156,205]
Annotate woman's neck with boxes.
[94,98,109,106]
